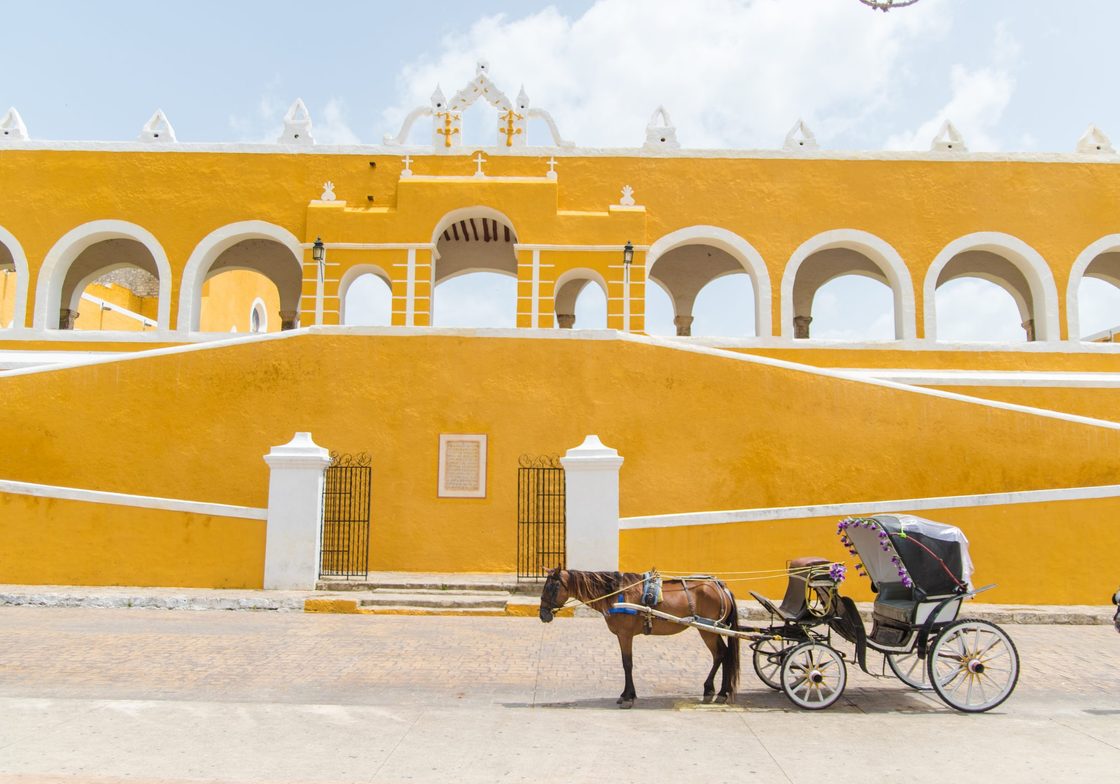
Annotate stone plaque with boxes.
[438,434,487,498]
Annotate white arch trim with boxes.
[781,229,916,340]
[924,232,1059,342]
[1068,234,1120,340]
[0,225,30,330]
[34,220,172,331]
[338,263,393,324]
[553,267,609,297]
[178,220,302,332]
[646,226,772,337]
[430,206,518,259]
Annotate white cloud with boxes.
[934,278,1026,342]
[383,0,952,149]
[886,22,1020,152]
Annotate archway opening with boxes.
[1076,251,1120,340]
[200,270,281,333]
[791,248,897,340]
[648,243,754,336]
[554,270,608,330]
[0,242,16,329]
[56,238,161,331]
[342,271,393,326]
[198,238,302,332]
[691,273,756,337]
[431,214,518,328]
[933,250,1036,341]
[934,278,1025,342]
[808,275,894,340]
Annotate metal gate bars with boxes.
[319,452,371,580]
[517,454,566,580]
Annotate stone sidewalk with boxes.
[0,576,1114,624]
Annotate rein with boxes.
[546,574,646,615]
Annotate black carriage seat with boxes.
[873,583,963,626]
[750,556,832,623]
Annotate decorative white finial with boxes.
[431,86,447,110]
[401,154,414,177]
[516,85,531,112]
[619,185,636,206]
[783,119,819,151]
[320,181,336,201]
[279,99,314,145]
[1077,124,1115,155]
[138,109,176,143]
[473,151,487,177]
[930,120,967,152]
[476,59,490,76]
[0,107,28,141]
[644,106,679,150]
[546,156,558,180]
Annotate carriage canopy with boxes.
[839,514,974,597]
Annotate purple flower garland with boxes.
[836,516,914,589]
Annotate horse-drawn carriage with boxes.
[540,513,1020,713]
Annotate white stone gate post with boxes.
[263,432,331,590]
[560,435,623,571]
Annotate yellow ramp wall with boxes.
[0,492,265,588]
[926,385,1120,424]
[620,494,1120,605]
[1,331,1120,579]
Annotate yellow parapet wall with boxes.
[621,493,1120,606]
[0,329,1118,598]
[0,492,265,588]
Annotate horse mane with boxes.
[566,570,643,612]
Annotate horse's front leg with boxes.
[616,631,637,709]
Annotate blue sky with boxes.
[6,0,1120,338]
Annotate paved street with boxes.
[0,607,1118,783]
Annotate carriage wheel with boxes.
[927,619,1019,713]
[752,638,795,690]
[779,642,846,710]
[886,651,932,691]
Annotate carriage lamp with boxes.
[312,237,326,282]
[622,241,634,265]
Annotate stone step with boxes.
[368,587,512,598]
[356,605,509,617]
[357,593,509,610]
[317,580,540,595]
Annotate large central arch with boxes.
[781,229,915,340]
[429,207,519,328]
[924,232,1058,342]
[645,226,772,337]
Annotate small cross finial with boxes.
[546,156,558,180]
[473,151,487,177]
[401,154,414,177]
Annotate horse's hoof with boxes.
[714,694,729,705]
[616,696,624,704]
[619,699,634,710]
[702,693,715,704]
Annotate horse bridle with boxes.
[542,570,567,614]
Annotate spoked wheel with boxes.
[779,642,847,710]
[927,619,1019,713]
[752,638,796,690]
[886,651,932,691]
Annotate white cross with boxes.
[473,152,487,177]
[401,154,413,177]
[546,156,558,179]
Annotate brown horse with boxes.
[539,568,740,709]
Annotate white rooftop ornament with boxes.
[1076,124,1114,155]
[320,181,336,201]
[619,185,636,206]
[138,109,176,143]
[783,119,819,151]
[279,99,314,145]
[0,107,28,141]
[384,61,574,150]
[930,120,967,153]
[644,106,679,150]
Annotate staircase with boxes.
[312,574,545,616]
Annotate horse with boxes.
[539,568,740,709]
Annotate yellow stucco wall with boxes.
[621,494,1120,605]
[924,385,1120,423]
[0,492,264,588]
[199,269,282,333]
[0,331,1118,594]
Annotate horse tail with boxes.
[723,591,741,701]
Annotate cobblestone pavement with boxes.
[0,607,1118,783]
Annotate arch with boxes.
[645,226,772,337]
[1068,234,1120,340]
[0,225,30,330]
[553,267,608,328]
[924,232,1059,342]
[338,263,393,325]
[178,221,302,332]
[34,220,172,331]
[781,229,915,340]
[430,207,519,327]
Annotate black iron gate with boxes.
[517,454,566,580]
[319,452,371,580]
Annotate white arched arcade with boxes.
[0,225,30,330]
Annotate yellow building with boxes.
[1,67,1119,602]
